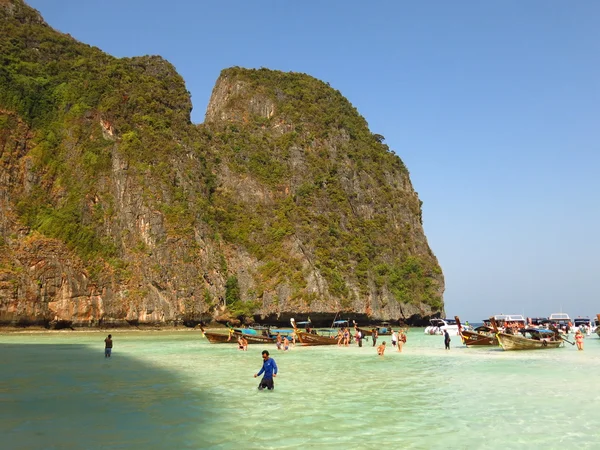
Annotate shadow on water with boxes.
[0,342,215,449]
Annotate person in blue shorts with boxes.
[254,350,278,390]
[104,334,113,358]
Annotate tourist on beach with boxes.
[377,341,386,356]
[575,329,584,351]
[343,328,350,347]
[391,329,397,347]
[238,336,248,351]
[444,330,451,350]
[283,336,290,351]
[276,333,283,350]
[104,334,113,358]
[371,328,378,347]
[254,350,278,390]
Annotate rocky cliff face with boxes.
[0,0,444,328]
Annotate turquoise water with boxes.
[1,330,599,449]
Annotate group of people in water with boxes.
[373,328,408,354]
[330,326,409,352]
[373,328,408,355]
[240,325,410,354]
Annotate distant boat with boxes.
[571,317,595,335]
[484,314,527,329]
[424,318,461,336]
[548,313,572,332]
[528,317,550,327]
[549,312,571,322]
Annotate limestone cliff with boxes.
[0,0,444,328]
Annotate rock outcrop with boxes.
[0,0,444,328]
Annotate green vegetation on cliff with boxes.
[0,0,443,326]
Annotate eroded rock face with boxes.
[205,76,276,124]
[0,2,444,328]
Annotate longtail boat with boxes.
[490,318,565,351]
[234,327,279,344]
[353,321,393,338]
[290,319,337,346]
[234,330,276,345]
[200,327,277,345]
[201,327,236,344]
[455,316,498,346]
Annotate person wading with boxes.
[254,350,278,390]
[104,334,113,358]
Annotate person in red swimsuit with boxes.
[575,329,584,351]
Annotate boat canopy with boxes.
[492,314,526,322]
[429,318,457,327]
[549,313,571,321]
[573,317,591,326]
[521,328,556,336]
[238,328,259,335]
[529,317,549,325]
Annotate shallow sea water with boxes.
[1,329,599,449]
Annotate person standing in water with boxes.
[254,350,278,390]
[391,329,398,348]
[397,329,406,352]
[443,330,451,350]
[238,335,248,351]
[377,341,386,356]
[355,328,363,347]
[575,329,584,351]
[104,334,113,358]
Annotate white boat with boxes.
[424,318,462,336]
[572,317,595,335]
[484,314,527,330]
[549,312,571,322]
[548,313,572,333]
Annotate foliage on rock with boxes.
[0,0,444,327]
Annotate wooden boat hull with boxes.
[234,331,276,344]
[356,327,391,337]
[497,333,563,350]
[202,330,275,344]
[460,330,498,346]
[202,331,235,344]
[296,331,337,346]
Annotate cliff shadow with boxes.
[0,341,215,449]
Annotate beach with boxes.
[1,329,599,449]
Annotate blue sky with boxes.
[27,1,599,322]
